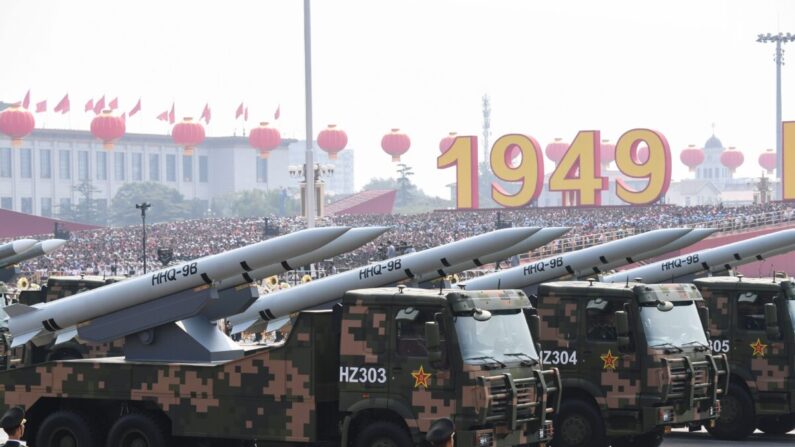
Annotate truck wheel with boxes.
[610,427,664,447]
[757,413,795,435]
[106,412,169,447]
[36,410,99,447]
[354,421,412,447]
[706,382,756,440]
[553,400,607,447]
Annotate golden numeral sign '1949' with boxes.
[437,129,674,208]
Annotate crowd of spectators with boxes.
[4,203,793,280]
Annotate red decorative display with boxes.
[632,144,650,164]
[720,146,744,173]
[171,117,206,156]
[439,132,458,154]
[249,122,281,159]
[0,104,35,148]
[317,124,347,160]
[759,149,776,174]
[381,128,411,162]
[680,144,705,172]
[545,138,568,164]
[600,139,616,167]
[90,110,126,150]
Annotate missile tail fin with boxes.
[54,328,79,346]
[10,330,38,348]
[4,303,37,317]
[231,319,257,335]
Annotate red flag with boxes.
[94,95,105,114]
[244,107,248,122]
[168,103,175,124]
[109,97,119,110]
[156,110,169,121]
[35,100,47,113]
[22,90,30,109]
[235,102,244,119]
[85,98,94,112]
[200,103,211,124]
[274,104,280,120]
[129,98,141,117]
[54,94,70,113]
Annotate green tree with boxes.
[362,177,450,214]
[110,182,192,226]
[212,189,300,218]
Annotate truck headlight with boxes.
[478,432,493,446]
[658,408,674,423]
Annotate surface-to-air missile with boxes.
[5,227,350,347]
[601,228,795,284]
[0,238,37,262]
[0,239,67,269]
[613,228,717,268]
[227,226,541,334]
[459,228,693,292]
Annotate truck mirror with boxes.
[764,303,780,340]
[527,314,540,344]
[615,311,631,352]
[698,306,711,339]
[425,322,442,363]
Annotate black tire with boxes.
[354,421,412,447]
[36,410,99,447]
[106,412,169,447]
[611,427,664,447]
[757,413,795,435]
[706,382,756,440]
[552,399,607,447]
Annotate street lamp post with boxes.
[757,32,794,181]
[135,202,151,274]
[303,0,316,228]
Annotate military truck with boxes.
[694,276,795,440]
[0,287,561,447]
[0,275,125,366]
[534,281,728,447]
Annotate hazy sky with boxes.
[1,1,793,197]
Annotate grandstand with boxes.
[325,189,396,216]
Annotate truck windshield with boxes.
[454,310,538,365]
[640,301,707,348]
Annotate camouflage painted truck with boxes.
[694,276,795,440]
[0,287,561,447]
[533,281,728,447]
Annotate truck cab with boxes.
[536,281,728,447]
[339,287,561,447]
[694,276,795,439]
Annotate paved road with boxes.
[663,428,795,446]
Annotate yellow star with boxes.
[750,338,768,358]
[601,350,619,370]
[411,365,432,389]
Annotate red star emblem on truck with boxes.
[601,350,619,370]
[411,365,431,389]
[750,338,768,358]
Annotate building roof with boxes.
[704,134,723,149]
[671,179,721,195]
[0,208,100,238]
[21,128,297,148]
[326,189,396,216]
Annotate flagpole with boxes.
[303,0,316,229]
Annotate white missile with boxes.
[409,227,571,283]
[0,239,67,269]
[5,227,350,347]
[598,228,718,273]
[227,227,540,334]
[0,239,37,261]
[216,226,389,288]
[459,228,692,291]
[601,228,795,284]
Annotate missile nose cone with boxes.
[305,226,351,243]
[40,239,67,254]
[11,239,37,254]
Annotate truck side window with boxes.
[586,298,624,342]
[736,292,775,331]
[395,307,443,357]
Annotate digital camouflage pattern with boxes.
[537,281,727,440]
[695,277,795,415]
[0,287,560,446]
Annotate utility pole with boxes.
[303,0,316,228]
[482,94,491,169]
[757,32,794,182]
[135,202,151,274]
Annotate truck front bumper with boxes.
[456,421,553,447]
[606,401,720,438]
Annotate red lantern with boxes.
[171,117,205,156]
[381,128,410,162]
[720,147,744,173]
[680,144,705,172]
[439,132,457,154]
[249,122,281,159]
[317,124,347,160]
[0,104,35,148]
[90,110,126,150]
[600,139,615,167]
[545,138,568,164]
[759,149,776,174]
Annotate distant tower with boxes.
[482,94,491,166]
